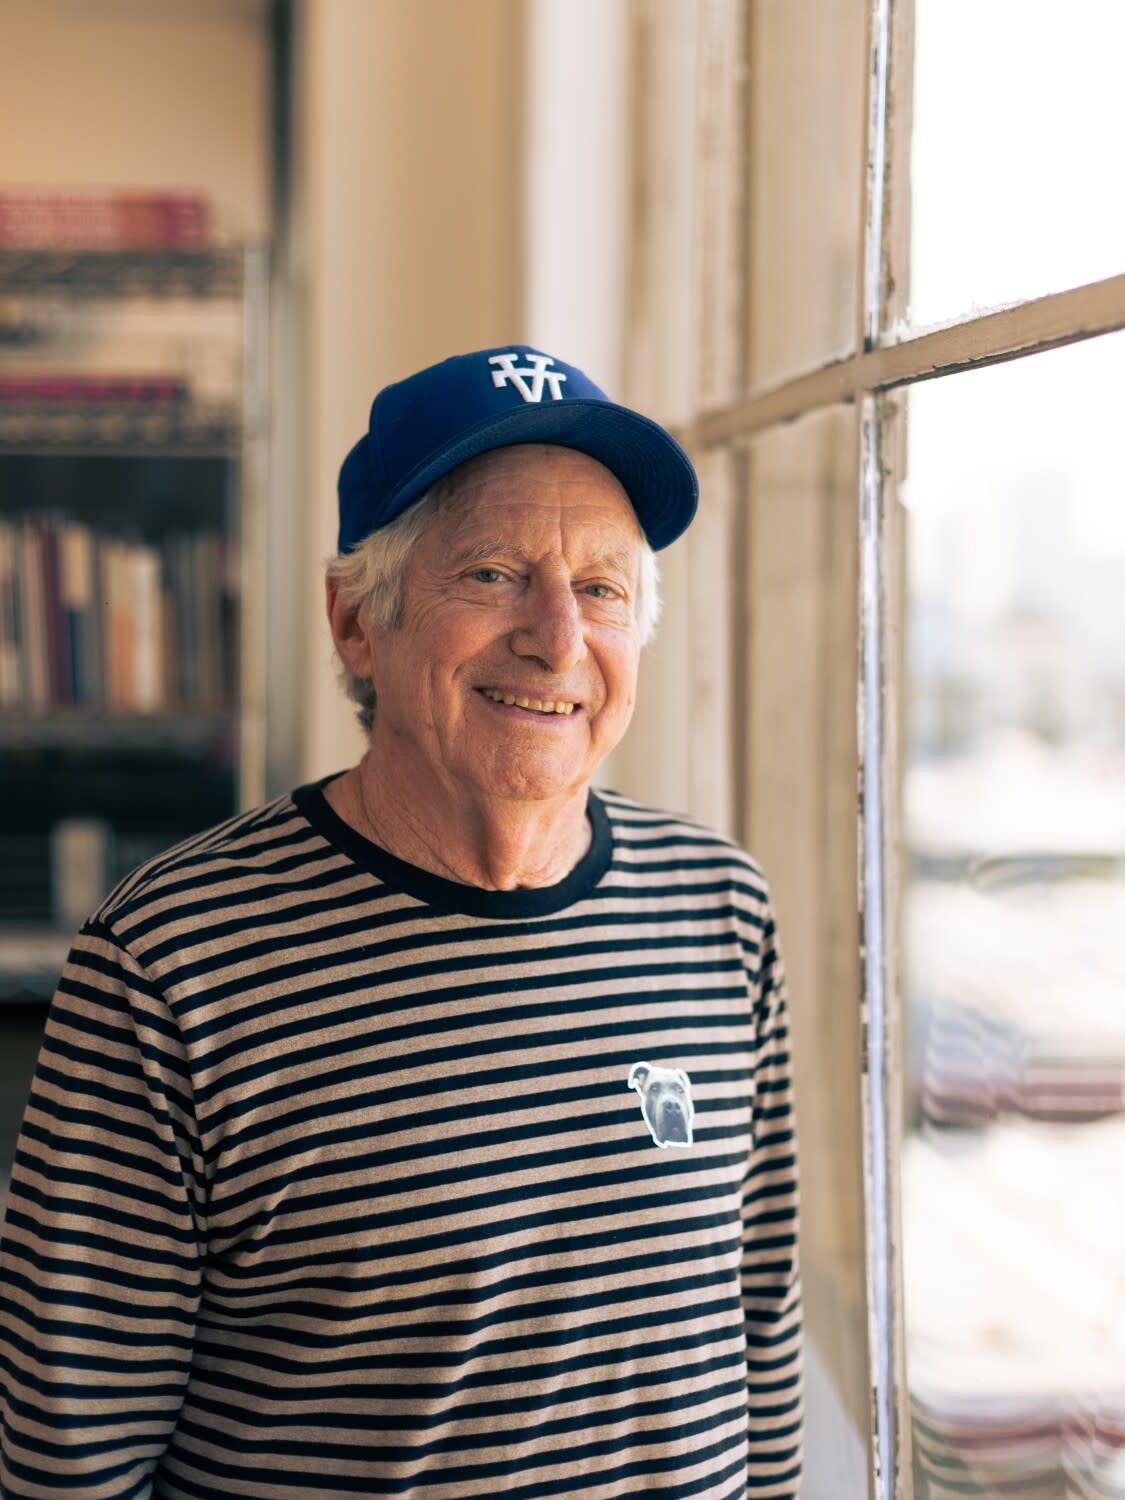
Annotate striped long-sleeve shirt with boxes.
[0,779,802,1499]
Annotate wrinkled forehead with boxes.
[433,443,645,559]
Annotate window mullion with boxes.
[859,0,910,1495]
[680,268,1125,450]
[862,0,893,349]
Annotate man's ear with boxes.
[325,574,375,681]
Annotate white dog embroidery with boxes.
[628,1061,695,1149]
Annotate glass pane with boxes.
[747,0,866,387]
[901,332,1125,1499]
[909,0,1125,330]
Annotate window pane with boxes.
[901,332,1125,1499]
[747,0,866,388]
[908,0,1125,331]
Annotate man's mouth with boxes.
[477,687,578,716]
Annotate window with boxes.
[611,2,1125,1494]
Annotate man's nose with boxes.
[510,575,585,675]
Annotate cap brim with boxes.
[374,399,698,552]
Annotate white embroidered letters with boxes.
[488,352,568,403]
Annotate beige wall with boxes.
[0,0,270,241]
[525,0,629,392]
[296,0,527,780]
[614,8,874,1489]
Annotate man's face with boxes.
[366,444,644,807]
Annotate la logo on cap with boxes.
[488,351,568,403]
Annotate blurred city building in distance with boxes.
[902,9,1125,1493]
[903,343,1125,1500]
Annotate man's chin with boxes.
[459,749,594,806]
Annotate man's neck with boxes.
[324,752,593,892]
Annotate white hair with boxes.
[326,470,662,732]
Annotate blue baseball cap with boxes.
[337,344,699,553]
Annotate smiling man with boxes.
[0,347,802,1499]
[325,443,644,890]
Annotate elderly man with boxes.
[0,347,801,1498]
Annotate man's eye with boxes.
[470,567,506,584]
[583,583,619,600]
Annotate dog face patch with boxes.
[627,1061,695,1149]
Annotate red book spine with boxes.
[0,190,212,249]
[0,374,188,404]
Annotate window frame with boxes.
[657,2,1125,1495]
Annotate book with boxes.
[0,374,188,404]
[104,541,135,709]
[50,818,111,930]
[194,533,219,707]
[0,523,20,707]
[0,518,231,716]
[132,544,163,711]
[165,534,194,705]
[59,522,97,705]
[39,520,72,705]
[18,519,49,710]
[0,191,212,251]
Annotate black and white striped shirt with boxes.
[0,780,802,1499]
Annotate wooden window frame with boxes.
[661,2,1125,1495]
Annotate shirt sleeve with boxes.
[742,893,803,1497]
[0,919,204,1499]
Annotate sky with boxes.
[904,0,1125,611]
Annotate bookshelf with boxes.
[0,227,269,1177]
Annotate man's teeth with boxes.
[480,688,576,715]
